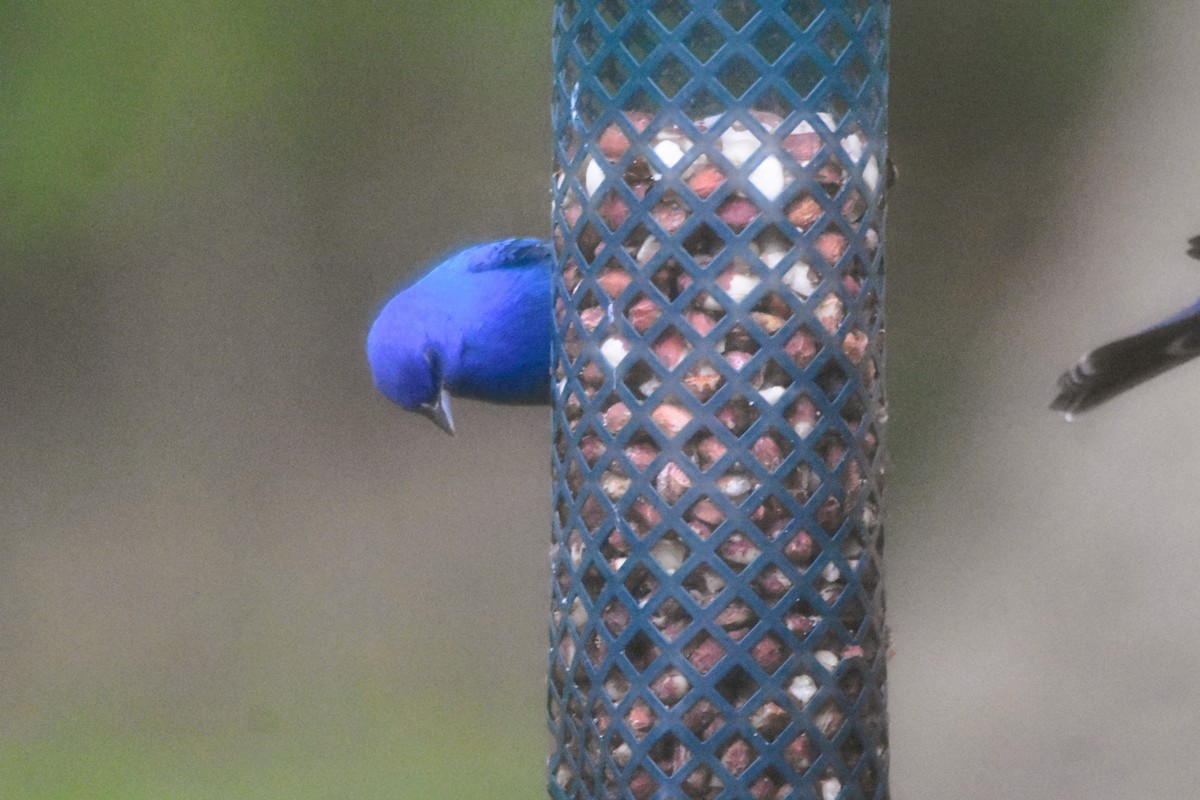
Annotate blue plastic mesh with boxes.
[548,2,889,798]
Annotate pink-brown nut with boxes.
[842,274,861,297]
[751,776,780,800]
[753,568,792,602]
[580,360,604,391]
[598,124,630,161]
[651,198,689,236]
[650,668,690,705]
[750,700,791,738]
[601,467,631,500]
[653,329,690,370]
[842,189,866,223]
[625,498,660,537]
[686,308,719,336]
[607,528,631,556]
[784,328,819,367]
[862,427,878,457]
[579,433,605,466]
[657,739,690,777]
[714,265,759,304]
[682,362,723,401]
[724,349,754,373]
[564,392,583,423]
[750,109,785,129]
[751,435,785,472]
[628,770,656,800]
[562,258,581,294]
[603,401,632,433]
[580,305,605,332]
[564,200,583,229]
[580,494,605,530]
[602,601,631,634]
[750,311,787,335]
[786,395,819,436]
[702,715,724,740]
[842,458,863,495]
[784,612,818,637]
[563,324,583,362]
[626,701,655,736]
[751,637,789,673]
[693,434,727,469]
[683,766,715,797]
[652,600,690,639]
[655,461,692,504]
[604,671,630,703]
[815,294,844,333]
[716,471,754,500]
[758,290,793,320]
[815,231,848,265]
[688,165,725,199]
[822,440,846,470]
[624,442,658,472]
[783,131,821,163]
[597,266,632,298]
[754,490,788,520]
[842,330,868,364]
[723,324,758,353]
[717,196,760,230]
[598,110,653,160]
[784,734,817,770]
[599,193,630,231]
[716,400,752,434]
[715,601,755,632]
[786,193,822,230]
[816,160,846,186]
[651,402,693,437]
[686,636,725,673]
[720,738,754,776]
[626,296,660,333]
[784,531,816,566]
[718,531,760,567]
[681,699,720,735]
[815,496,844,531]
[815,705,845,737]
[687,497,726,528]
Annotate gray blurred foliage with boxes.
[12,2,1200,800]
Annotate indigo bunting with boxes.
[1051,235,1200,416]
[367,238,553,433]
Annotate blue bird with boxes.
[367,238,554,434]
[1052,235,1200,417]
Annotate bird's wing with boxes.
[467,238,553,273]
[1188,234,1200,261]
[1051,303,1200,416]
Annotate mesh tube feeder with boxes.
[549,1,889,798]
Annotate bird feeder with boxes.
[549,1,889,797]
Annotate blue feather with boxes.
[367,238,553,432]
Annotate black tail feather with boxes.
[1051,312,1200,415]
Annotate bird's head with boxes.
[366,307,455,435]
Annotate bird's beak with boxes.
[418,387,455,435]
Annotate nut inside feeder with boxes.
[550,3,889,799]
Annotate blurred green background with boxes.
[4,2,1200,799]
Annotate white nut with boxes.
[585,157,605,197]
[601,336,629,367]
[749,155,786,201]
